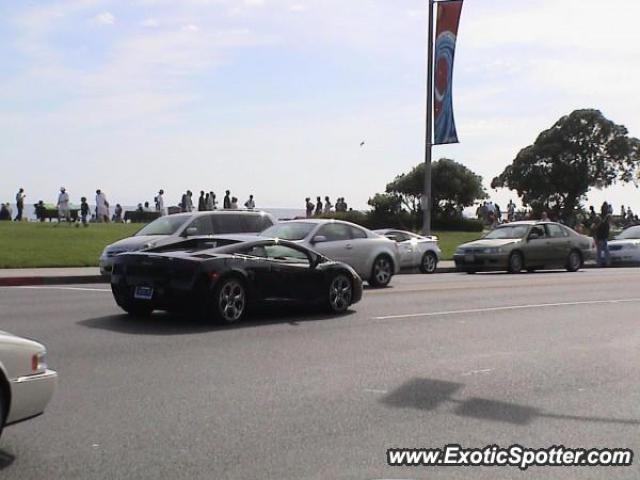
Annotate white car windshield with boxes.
[261,222,315,240]
[135,216,189,236]
[484,225,529,239]
[616,226,640,239]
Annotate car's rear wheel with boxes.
[369,255,393,287]
[566,250,583,272]
[327,273,352,313]
[213,277,247,324]
[508,251,524,273]
[419,251,438,274]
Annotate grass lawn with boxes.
[0,222,140,268]
[0,222,483,268]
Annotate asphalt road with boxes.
[0,268,639,480]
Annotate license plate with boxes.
[134,286,154,300]
[464,254,475,263]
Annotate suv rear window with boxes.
[211,213,274,233]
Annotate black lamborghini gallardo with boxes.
[110,236,363,323]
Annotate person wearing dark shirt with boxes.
[198,191,206,211]
[79,197,90,227]
[305,197,314,218]
[595,215,611,267]
[223,190,231,209]
[315,196,322,216]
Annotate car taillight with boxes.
[32,354,38,371]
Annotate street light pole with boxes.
[422,0,435,236]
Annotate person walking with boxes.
[14,188,25,221]
[198,191,206,211]
[323,196,332,214]
[244,195,255,210]
[223,190,231,209]
[315,196,322,216]
[96,189,109,222]
[595,214,611,267]
[157,189,165,216]
[79,197,90,227]
[57,187,71,223]
[305,197,314,218]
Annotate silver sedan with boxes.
[261,220,400,287]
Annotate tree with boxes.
[386,158,487,217]
[492,109,640,219]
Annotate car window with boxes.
[264,245,310,265]
[135,215,189,236]
[349,226,368,239]
[385,231,410,242]
[241,214,274,232]
[186,216,214,235]
[616,226,640,239]
[210,214,254,233]
[317,223,352,242]
[261,222,315,240]
[529,225,546,238]
[484,225,529,239]
[546,224,568,238]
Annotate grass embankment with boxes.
[0,222,482,268]
[0,222,139,268]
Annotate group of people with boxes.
[304,196,349,218]
[172,190,256,214]
[475,201,505,226]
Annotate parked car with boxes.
[0,332,57,439]
[110,237,363,322]
[453,221,596,273]
[374,229,441,273]
[99,210,275,275]
[609,225,640,264]
[260,220,400,287]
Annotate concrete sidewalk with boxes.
[0,267,104,286]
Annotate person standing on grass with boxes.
[157,189,165,216]
[323,196,332,214]
[186,190,194,212]
[78,197,90,227]
[230,196,238,209]
[223,190,231,209]
[315,196,322,216]
[15,188,25,221]
[305,197,314,218]
[207,191,216,210]
[57,187,71,223]
[96,189,109,223]
[198,191,206,211]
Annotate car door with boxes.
[235,244,275,300]
[311,223,354,266]
[544,223,572,265]
[345,225,375,273]
[264,244,324,301]
[384,231,413,267]
[523,225,549,267]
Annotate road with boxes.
[0,269,639,479]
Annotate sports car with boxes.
[374,229,441,273]
[110,236,363,323]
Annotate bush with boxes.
[432,216,484,232]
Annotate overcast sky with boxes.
[1,0,639,210]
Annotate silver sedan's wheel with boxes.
[216,279,246,323]
[370,255,393,287]
[566,250,582,272]
[420,251,438,274]
[328,274,352,313]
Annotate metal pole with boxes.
[422,0,434,236]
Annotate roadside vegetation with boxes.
[0,222,480,268]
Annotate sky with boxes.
[1,0,640,211]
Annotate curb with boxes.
[0,275,108,287]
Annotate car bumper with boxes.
[99,256,113,276]
[6,369,58,425]
[609,250,640,264]
[453,253,509,272]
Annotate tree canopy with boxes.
[385,158,487,217]
[492,109,640,219]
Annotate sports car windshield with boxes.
[616,226,640,239]
[484,225,529,239]
[261,222,315,240]
[135,216,189,236]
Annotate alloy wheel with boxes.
[373,256,392,286]
[421,252,437,274]
[329,274,352,312]
[218,279,246,323]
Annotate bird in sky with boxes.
[360,141,365,147]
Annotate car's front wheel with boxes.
[369,255,393,287]
[327,273,353,313]
[213,277,247,324]
[508,251,524,273]
[419,251,438,274]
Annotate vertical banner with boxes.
[434,0,463,145]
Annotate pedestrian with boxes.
[540,211,549,221]
[595,214,611,267]
[35,201,46,222]
[223,190,231,209]
[244,195,255,210]
[600,201,609,218]
[155,189,164,215]
[323,196,332,214]
[57,187,71,223]
[114,204,123,223]
[315,196,322,216]
[507,200,516,222]
[207,191,216,210]
[79,197,90,227]
[180,192,188,212]
[305,197,314,218]
[198,191,206,211]
[0,204,10,221]
[186,190,194,212]
[230,197,238,209]
[96,189,109,222]
[15,188,25,221]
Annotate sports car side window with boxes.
[264,245,310,265]
[317,224,351,242]
[241,245,268,258]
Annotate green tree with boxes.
[386,158,487,217]
[492,109,640,219]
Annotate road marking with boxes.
[363,388,388,394]
[373,298,640,320]
[9,286,111,292]
[461,368,494,376]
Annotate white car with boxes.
[0,331,57,438]
[609,225,640,264]
[261,220,400,287]
[99,210,275,275]
[374,229,442,273]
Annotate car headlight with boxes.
[31,350,48,373]
[483,247,504,254]
[455,248,465,255]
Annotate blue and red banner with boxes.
[434,0,463,145]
